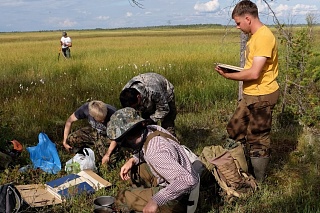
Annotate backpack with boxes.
[199,139,257,202]
[0,183,23,213]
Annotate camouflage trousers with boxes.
[227,89,280,157]
[115,162,188,213]
[67,126,119,164]
[141,99,177,136]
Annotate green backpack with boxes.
[199,140,257,202]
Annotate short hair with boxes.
[232,0,259,19]
[120,88,140,108]
[88,100,108,122]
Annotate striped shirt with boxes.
[133,125,199,206]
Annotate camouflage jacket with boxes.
[122,72,174,122]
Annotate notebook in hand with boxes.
[216,63,243,72]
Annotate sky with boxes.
[0,0,319,32]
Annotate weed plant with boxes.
[0,25,320,212]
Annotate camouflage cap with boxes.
[107,107,145,140]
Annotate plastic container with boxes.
[93,196,115,213]
[93,206,114,213]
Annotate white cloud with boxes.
[256,0,270,13]
[96,16,109,21]
[274,4,290,17]
[194,0,219,13]
[0,0,25,7]
[76,9,91,15]
[59,19,77,28]
[292,4,318,16]
[273,3,318,19]
[1,0,319,32]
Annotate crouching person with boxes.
[62,100,121,165]
[107,107,200,213]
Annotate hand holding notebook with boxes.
[215,63,243,73]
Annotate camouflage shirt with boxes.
[122,72,174,122]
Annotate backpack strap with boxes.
[142,130,179,179]
[143,130,179,151]
[142,130,197,208]
[8,185,22,213]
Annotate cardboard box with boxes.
[16,170,112,207]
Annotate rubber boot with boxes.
[250,157,270,182]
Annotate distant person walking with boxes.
[60,31,72,58]
[214,0,280,182]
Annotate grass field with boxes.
[0,25,320,213]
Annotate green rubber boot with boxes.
[250,157,270,182]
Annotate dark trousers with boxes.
[62,47,71,58]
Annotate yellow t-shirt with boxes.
[243,25,279,95]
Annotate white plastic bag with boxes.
[65,148,97,173]
[181,145,199,163]
[181,145,205,175]
[187,174,200,213]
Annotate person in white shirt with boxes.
[60,31,72,58]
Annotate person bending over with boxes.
[107,107,199,213]
[62,100,120,165]
[120,72,177,136]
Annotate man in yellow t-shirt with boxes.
[215,0,280,182]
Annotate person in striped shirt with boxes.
[107,107,199,213]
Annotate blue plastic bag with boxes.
[26,133,61,174]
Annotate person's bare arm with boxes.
[215,56,267,81]
[143,199,158,213]
[101,140,117,164]
[62,113,78,151]
[120,158,136,180]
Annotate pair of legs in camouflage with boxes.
[226,89,280,157]
[226,90,280,181]
[67,126,120,165]
[141,99,177,136]
[115,162,188,213]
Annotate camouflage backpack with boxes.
[199,139,257,202]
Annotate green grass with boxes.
[0,25,320,212]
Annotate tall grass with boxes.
[0,27,241,142]
[1,26,320,212]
